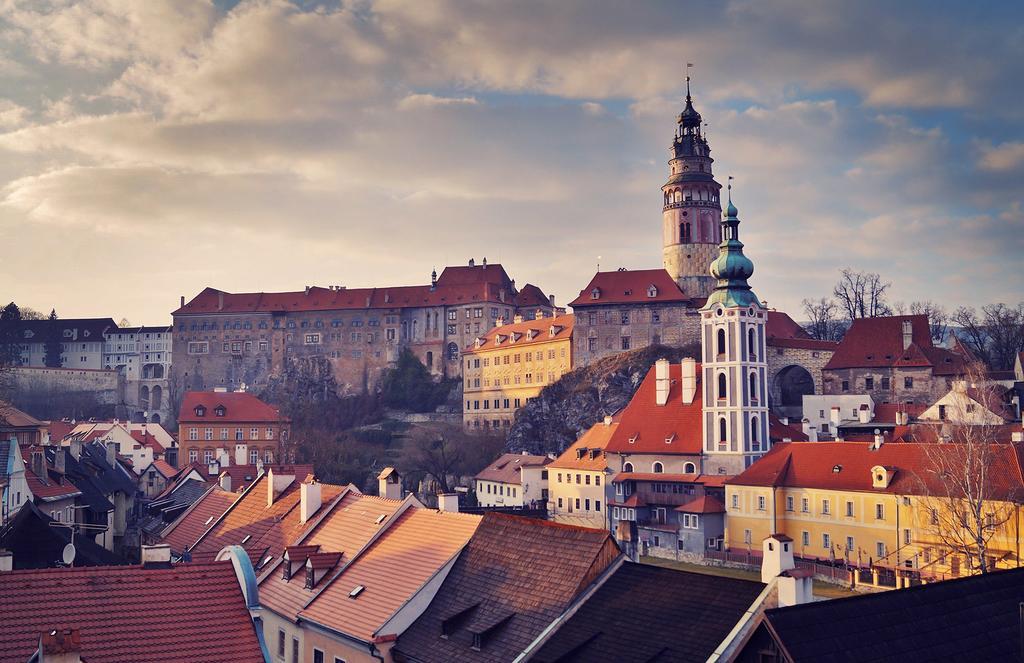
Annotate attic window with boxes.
[589,449,601,460]
[647,285,658,298]
[665,433,676,445]
[623,289,632,296]
[590,288,600,299]
[194,406,206,417]
[214,406,226,417]
[577,448,587,459]
[241,534,252,544]
[832,465,842,473]
[349,585,365,598]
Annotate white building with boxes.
[103,326,173,424]
[802,394,876,440]
[474,452,551,508]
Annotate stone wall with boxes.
[7,367,125,420]
[572,302,701,367]
[823,366,945,405]
[767,345,835,418]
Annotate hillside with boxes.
[505,343,700,455]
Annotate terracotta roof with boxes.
[514,283,553,308]
[20,447,81,500]
[532,562,764,663]
[569,269,690,307]
[466,313,573,353]
[870,403,929,424]
[727,441,1024,500]
[159,487,239,554]
[0,401,44,428]
[147,459,178,478]
[179,391,284,423]
[475,453,551,485]
[608,494,647,508]
[394,513,621,662]
[0,561,265,662]
[605,362,703,455]
[194,463,314,492]
[547,416,620,471]
[675,495,725,513]
[765,311,812,340]
[770,414,809,442]
[824,315,967,374]
[129,429,165,453]
[610,472,717,484]
[45,420,75,443]
[299,507,481,643]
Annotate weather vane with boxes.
[728,175,734,201]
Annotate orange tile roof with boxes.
[547,416,620,471]
[824,315,967,375]
[465,313,573,353]
[299,507,481,642]
[259,492,404,621]
[179,391,285,423]
[159,487,239,554]
[475,453,552,485]
[605,362,704,455]
[569,269,690,307]
[0,562,265,662]
[675,495,725,513]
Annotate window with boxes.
[731,494,738,509]
[865,377,874,390]
[904,376,914,389]
[595,500,601,512]
[623,462,634,473]
[841,380,849,392]
[251,427,259,440]
[250,449,259,464]
[188,341,209,354]
[743,529,752,545]
[277,630,285,658]
[221,428,229,440]
[204,427,213,441]
[875,503,884,520]
[291,637,299,663]
[717,373,727,400]
[757,495,766,511]
[801,531,809,547]
[620,311,630,325]
[821,499,830,515]
[876,542,886,558]
[716,328,726,356]
[204,450,213,464]
[822,533,831,549]
[652,462,664,474]
[683,462,696,474]
[313,650,324,663]
[621,336,630,350]
[904,528,912,545]
[304,333,321,344]
[846,536,855,552]
[881,376,890,390]
[188,427,198,441]
[846,501,854,517]
[189,449,198,463]
[267,427,274,439]
[786,496,794,511]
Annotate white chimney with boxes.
[234,443,247,466]
[654,358,670,406]
[219,473,232,492]
[1012,431,1023,443]
[378,467,402,500]
[105,441,117,467]
[830,406,841,431]
[873,430,885,449]
[603,415,613,426]
[761,534,795,583]
[300,481,322,523]
[141,544,171,567]
[0,550,12,572]
[680,357,697,405]
[902,319,913,350]
[808,425,819,443]
[438,493,460,513]
[858,404,871,424]
[217,449,230,468]
[267,468,296,507]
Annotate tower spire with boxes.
[705,184,758,308]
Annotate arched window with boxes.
[751,416,759,443]
[680,222,691,243]
[447,342,459,360]
[674,189,682,203]
[718,418,727,443]
[652,462,664,474]
[716,328,726,356]
[623,462,634,473]
[718,373,727,400]
[748,328,756,358]
[749,373,757,400]
[683,462,696,474]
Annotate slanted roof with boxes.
[475,453,552,485]
[759,566,1024,662]
[532,562,764,662]
[547,416,619,471]
[394,513,620,662]
[569,269,690,307]
[179,391,284,423]
[0,561,265,662]
[159,486,239,555]
[298,506,481,643]
[0,501,120,569]
[824,315,966,375]
[605,362,704,455]
[675,495,725,514]
[0,401,44,428]
[466,313,573,353]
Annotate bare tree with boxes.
[833,269,892,321]
[893,300,950,343]
[952,303,1024,370]
[401,427,465,494]
[801,297,844,341]
[916,363,1020,574]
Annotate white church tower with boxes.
[700,188,769,475]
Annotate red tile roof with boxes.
[45,420,76,443]
[514,283,553,308]
[148,459,178,478]
[159,487,239,554]
[675,495,725,513]
[611,472,728,485]
[727,441,1024,500]
[609,494,647,508]
[871,403,929,424]
[129,429,165,453]
[0,401,44,428]
[765,311,812,340]
[547,416,620,471]
[824,315,967,375]
[770,415,809,442]
[466,313,573,353]
[605,362,704,455]
[475,453,552,485]
[179,391,285,423]
[0,561,265,662]
[569,269,690,307]
[20,447,81,500]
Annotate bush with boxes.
[379,349,451,412]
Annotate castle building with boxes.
[700,194,771,475]
[171,260,558,398]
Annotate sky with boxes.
[0,0,1022,325]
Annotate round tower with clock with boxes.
[662,78,722,299]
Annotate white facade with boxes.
[0,439,32,525]
[104,326,173,424]
[802,394,876,439]
[701,302,770,475]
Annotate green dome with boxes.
[725,199,738,217]
[702,195,762,310]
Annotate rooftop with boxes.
[475,452,552,485]
[465,313,573,353]
[547,416,620,471]
[569,269,690,308]
[179,391,285,424]
[824,315,967,375]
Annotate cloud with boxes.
[977,141,1024,172]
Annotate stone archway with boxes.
[773,365,815,420]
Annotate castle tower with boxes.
[700,191,769,475]
[662,77,722,298]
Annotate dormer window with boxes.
[214,406,226,417]
[647,285,658,298]
[590,288,600,300]
[194,405,206,417]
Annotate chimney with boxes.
[1012,431,1023,443]
[38,628,83,663]
[217,291,224,311]
[902,319,913,350]
[468,258,475,267]
[513,314,523,324]
[549,294,555,307]
[438,493,460,513]
[430,269,437,290]
[873,430,885,449]
[140,544,172,569]
[0,549,12,572]
[267,468,296,507]
[165,447,178,468]
[482,257,487,269]
[604,415,613,426]
[234,443,247,466]
[31,449,45,480]
[680,357,697,405]
[54,447,66,474]
[808,425,819,443]
[654,358,670,406]
[217,448,230,468]
[829,406,841,431]
[180,295,185,308]
[219,472,232,492]
[762,534,814,607]
[300,480,322,523]
[105,441,117,467]
[69,439,82,461]
[858,404,871,424]
[377,467,402,500]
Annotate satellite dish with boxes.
[62,543,76,566]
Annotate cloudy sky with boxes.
[1,0,1021,324]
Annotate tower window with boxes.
[748,328,756,358]
[718,372,727,400]
[716,328,726,357]
[718,418,727,444]
[680,222,691,243]
[751,416,759,449]
[749,373,757,400]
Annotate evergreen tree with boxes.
[43,309,62,368]
[0,302,22,367]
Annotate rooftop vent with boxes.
[349,585,365,598]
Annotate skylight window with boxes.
[204,516,214,525]
[375,514,386,524]
[349,585,365,598]
[241,534,251,544]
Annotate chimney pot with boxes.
[680,357,697,405]
[141,544,171,568]
[438,492,460,513]
[0,549,12,572]
[654,358,670,406]
[300,480,322,523]
[219,473,232,492]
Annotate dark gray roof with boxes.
[533,562,765,663]
[0,318,117,343]
[0,502,121,569]
[140,479,213,534]
[760,566,1024,662]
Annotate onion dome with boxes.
[704,194,761,309]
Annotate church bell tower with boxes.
[662,77,722,298]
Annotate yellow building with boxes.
[547,415,618,529]
[463,313,573,431]
[725,440,1024,583]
